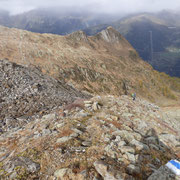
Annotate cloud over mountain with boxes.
[1,0,180,15]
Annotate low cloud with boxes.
[1,0,180,15]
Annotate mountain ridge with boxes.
[0,25,179,105]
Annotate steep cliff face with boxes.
[0,25,179,104]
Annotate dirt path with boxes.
[162,106,180,118]
[158,105,180,135]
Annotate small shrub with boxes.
[129,50,139,60]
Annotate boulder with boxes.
[94,161,118,180]
[148,165,179,180]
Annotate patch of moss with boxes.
[15,166,29,180]
[17,148,41,162]
[129,50,139,60]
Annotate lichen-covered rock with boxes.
[94,161,119,180]
[148,165,180,180]
[56,136,72,143]
[2,156,40,179]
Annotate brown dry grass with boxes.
[104,119,122,129]
[58,127,74,138]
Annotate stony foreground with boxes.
[0,95,180,179]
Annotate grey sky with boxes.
[1,0,180,15]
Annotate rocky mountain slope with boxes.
[0,94,180,179]
[0,25,180,104]
[0,59,89,130]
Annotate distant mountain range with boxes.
[84,11,180,77]
[0,8,119,35]
[0,8,180,77]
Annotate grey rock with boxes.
[80,169,88,178]
[94,161,117,180]
[85,103,92,108]
[148,165,179,180]
[122,113,134,118]
[82,141,92,147]
[3,156,40,174]
[159,134,179,147]
[34,132,42,139]
[71,128,83,135]
[130,139,149,151]
[41,113,56,122]
[5,117,16,127]
[149,144,159,151]
[112,130,134,143]
[42,129,51,136]
[92,102,100,111]
[56,136,72,143]
[114,135,121,142]
[120,146,135,154]
[117,141,126,147]
[84,101,93,104]
[145,137,158,144]
[125,152,136,163]
[74,111,89,118]
[126,164,140,175]
[104,145,118,159]
[56,122,65,128]
[122,125,133,131]
[70,132,79,138]
[133,132,142,141]
[104,137,111,142]
[133,119,148,136]
[73,147,86,153]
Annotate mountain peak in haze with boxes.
[67,30,88,42]
[96,26,123,43]
[68,26,123,44]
